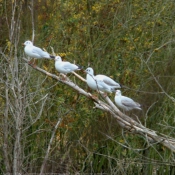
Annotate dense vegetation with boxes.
[1,0,175,174]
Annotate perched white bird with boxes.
[23,40,55,65]
[114,90,141,111]
[55,56,82,74]
[85,67,121,93]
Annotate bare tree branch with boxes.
[146,40,175,63]
[29,0,35,42]
[22,57,175,153]
[143,59,175,103]
[39,117,62,174]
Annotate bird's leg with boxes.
[91,94,99,100]
[87,92,98,100]
[32,59,37,68]
[60,73,68,81]
[86,88,98,99]
[28,59,37,68]
[100,92,108,98]
[28,58,34,65]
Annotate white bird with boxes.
[23,40,55,65]
[55,56,82,74]
[85,67,121,93]
[114,90,141,111]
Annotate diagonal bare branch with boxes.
[22,57,175,153]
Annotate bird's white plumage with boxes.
[54,56,81,74]
[85,67,121,93]
[114,90,141,111]
[24,40,54,59]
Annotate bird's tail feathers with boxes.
[50,55,55,59]
[137,103,142,110]
[77,65,84,70]
[118,83,122,88]
[112,84,122,91]
[136,106,142,110]
[111,88,117,92]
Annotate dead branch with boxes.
[40,118,62,174]
[22,57,175,153]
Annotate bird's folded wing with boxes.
[97,79,109,89]
[63,63,76,69]
[121,99,136,107]
[103,76,119,86]
[32,46,44,53]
